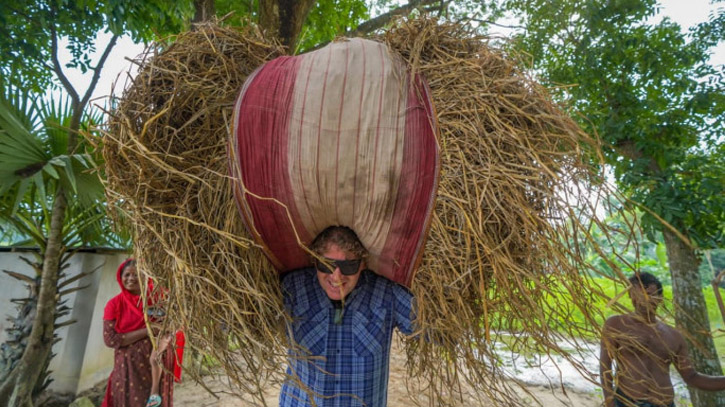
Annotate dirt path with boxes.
[173,338,601,407]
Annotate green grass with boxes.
[485,277,725,360]
[593,278,724,326]
[587,277,725,355]
[566,278,725,364]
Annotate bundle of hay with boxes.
[103,18,617,406]
[378,20,606,404]
[103,23,289,395]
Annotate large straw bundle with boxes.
[103,18,619,406]
[103,23,291,397]
[377,20,607,405]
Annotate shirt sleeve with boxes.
[103,319,122,349]
[280,271,296,312]
[392,283,416,336]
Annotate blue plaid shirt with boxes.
[279,268,415,407]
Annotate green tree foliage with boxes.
[0,90,124,249]
[582,202,724,288]
[297,0,370,51]
[0,0,192,92]
[213,0,372,52]
[583,207,670,283]
[506,0,724,246]
[503,0,724,405]
[215,0,452,52]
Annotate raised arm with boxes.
[673,330,725,391]
[600,318,617,407]
[393,283,415,336]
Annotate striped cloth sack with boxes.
[230,38,439,286]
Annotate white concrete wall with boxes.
[0,250,128,394]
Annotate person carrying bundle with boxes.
[231,36,440,407]
[600,272,725,407]
[279,225,416,407]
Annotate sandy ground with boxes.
[173,337,602,407]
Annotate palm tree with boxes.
[0,87,126,404]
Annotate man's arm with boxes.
[673,331,725,391]
[600,318,617,407]
[392,283,415,336]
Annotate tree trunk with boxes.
[259,0,317,51]
[193,0,215,23]
[0,191,67,407]
[663,227,725,407]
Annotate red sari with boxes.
[101,259,181,407]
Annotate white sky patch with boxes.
[655,0,724,66]
[486,0,723,66]
[48,32,145,110]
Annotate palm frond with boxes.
[0,86,117,249]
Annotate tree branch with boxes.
[50,25,80,106]
[345,0,440,37]
[79,34,119,110]
[471,18,525,31]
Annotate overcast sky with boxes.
[55,0,724,108]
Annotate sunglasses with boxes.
[314,257,362,276]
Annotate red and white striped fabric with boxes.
[231,38,439,287]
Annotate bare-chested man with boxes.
[600,272,725,407]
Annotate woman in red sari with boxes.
[102,259,179,407]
